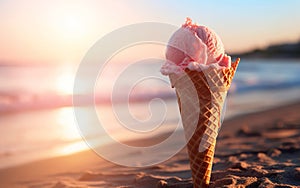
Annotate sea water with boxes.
[0,59,300,168]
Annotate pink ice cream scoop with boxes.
[161,18,231,75]
[195,24,231,67]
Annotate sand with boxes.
[1,101,300,188]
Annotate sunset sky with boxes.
[0,0,300,65]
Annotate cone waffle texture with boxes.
[169,59,240,188]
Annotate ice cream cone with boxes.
[169,58,240,187]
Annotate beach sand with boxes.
[1,101,300,188]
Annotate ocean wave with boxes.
[2,80,300,114]
[0,90,177,113]
[234,79,300,94]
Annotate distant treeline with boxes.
[231,40,300,59]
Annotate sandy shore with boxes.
[1,101,300,188]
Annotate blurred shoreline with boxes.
[231,40,300,59]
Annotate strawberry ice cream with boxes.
[161,18,239,187]
[161,18,231,75]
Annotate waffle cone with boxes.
[169,59,240,187]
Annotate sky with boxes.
[0,0,300,65]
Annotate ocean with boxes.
[1,59,300,168]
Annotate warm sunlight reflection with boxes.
[55,68,75,95]
[57,141,88,156]
[56,107,79,140]
[54,107,89,155]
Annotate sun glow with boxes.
[59,13,87,39]
[47,3,95,41]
